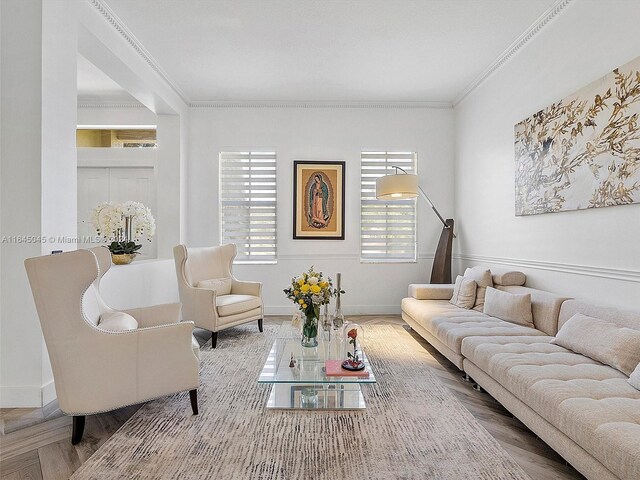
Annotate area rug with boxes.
[72,323,530,480]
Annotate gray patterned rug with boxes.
[72,323,530,479]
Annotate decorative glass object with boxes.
[321,303,332,341]
[333,272,344,330]
[301,309,319,347]
[342,323,365,371]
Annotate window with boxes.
[220,151,277,263]
[360,151,417,262]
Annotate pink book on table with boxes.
[325,360,370,378]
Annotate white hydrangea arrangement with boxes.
[91,201,155,255]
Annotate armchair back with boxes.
[174,244,236,287]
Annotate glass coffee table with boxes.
[258,337,376,410]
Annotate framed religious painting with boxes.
[293,161,345,240]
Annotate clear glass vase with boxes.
[301,308,319,348]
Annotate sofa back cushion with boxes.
[463,267,493,312]
[449,276,476,309]
[558,299,640,331]
[483,287,533,327]
[552,313,640,376]
[491,268,526,286]
[496,285,570,336]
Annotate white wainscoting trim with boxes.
[276,253,434,261]
[453,0,574,106]
[454,253,640,283]
[90,0,190,104]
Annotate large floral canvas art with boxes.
[515,56,640,216]
[293,161,345,239]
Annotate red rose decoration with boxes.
[347,328,357,339]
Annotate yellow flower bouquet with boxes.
[284,266,338,346]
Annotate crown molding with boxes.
[78,101,146,108]
[453,0,574,106]
[90,0,190,105]
[189,100,452,109]
[454,253,640,283]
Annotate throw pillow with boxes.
[463,266,494,312]
[98,311,138,331]
[197,277,233,295]
[449,275,477,309]
[629,363,640,391]
[551,313,640,376]
[483,287,533,327]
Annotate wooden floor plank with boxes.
[0,450,40,477]
[37,440,80,480]
[0,461,43,480]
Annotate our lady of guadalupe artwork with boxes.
[293,161,345,240]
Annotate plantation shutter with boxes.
[220,151,277,263]
[360,151,417,262]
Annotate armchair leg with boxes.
[258,318,263,333]
[189,389,199,415]
[211,331,218,349]
[71,415,85,445]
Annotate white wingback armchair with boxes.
[173,244,264,348]
[24,247,200,445]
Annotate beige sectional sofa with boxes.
[401,269,640,480]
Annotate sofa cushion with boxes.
[98,311,138,331]
[483,287,533,327]
[428,315,545,355]
[463,267,493,312]
[491,268,526,286]
[197,277,233,295]
[496,285,569,336]
[552,313,640,376]
[449,276,476,309]
[401,298,487,328]
[216,294,261,316]
[462,335,640,480]
[630,364,640,391]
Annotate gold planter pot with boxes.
[111,253,137,265]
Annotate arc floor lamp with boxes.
[376,166,455,284]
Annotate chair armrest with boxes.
[122,303,182,328]
[130,321,200,396]
[408,284,454,300]
[179,286,218,330]
[232,279,262,297]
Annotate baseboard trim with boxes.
[454,253,640,283]
[42,380,57,406]
[0,385,42,408]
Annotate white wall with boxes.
[1,0,79,408]
[454,1,640,309]
[188,106,454,314]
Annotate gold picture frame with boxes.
[293,161,345,240]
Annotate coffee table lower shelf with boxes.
[265,383,366,410]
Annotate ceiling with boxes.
[92,0,558,103]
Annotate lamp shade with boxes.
[376,173,419,200]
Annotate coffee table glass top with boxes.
[258,338,376,385]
